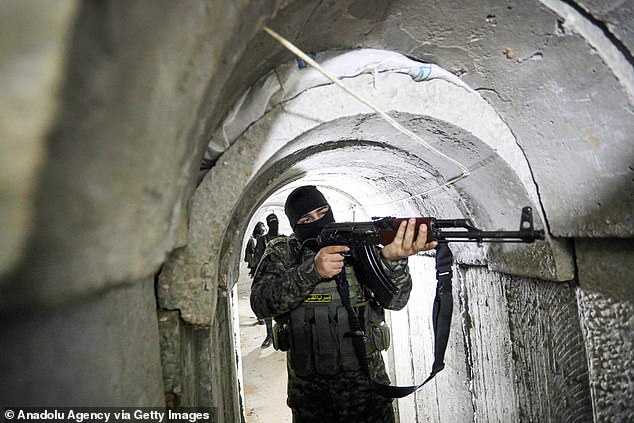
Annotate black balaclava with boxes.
[266,213,279,237]
[253,222,266,237]
[284,185,335,243]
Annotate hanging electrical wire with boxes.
[263,26,471,207]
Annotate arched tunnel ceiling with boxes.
[1,0,631,316]
[213,0,634,238]
[224,111,564,283]
[178,0,633,324]
[160,40,585,323]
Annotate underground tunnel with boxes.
[1,1,632,423]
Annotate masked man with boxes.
[250,186,436,422]
[254,213,285,348]
[244,222,266,277]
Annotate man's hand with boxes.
[381,219,438,262]
[315,245,350,279]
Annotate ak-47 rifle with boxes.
[314,207,545,398]
[315,206,545,310]
[317,206,545,247]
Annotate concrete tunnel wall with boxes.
[212,50,594,422]
[0,1,632,422]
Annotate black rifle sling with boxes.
[336,271,369,375]
[337,243,454,399]
[430,243,454,377]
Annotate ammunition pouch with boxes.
[272,322,290,351]
[285,274,390,377]
[369,321,391,352]
[287,297,353,377]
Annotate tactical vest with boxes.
[267,238,455,399]
[275,264,391,377]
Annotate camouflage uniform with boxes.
[250,236,412,423]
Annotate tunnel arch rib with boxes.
[159,49,574,330]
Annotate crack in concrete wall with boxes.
[539,0,634,104]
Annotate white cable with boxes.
[263,26,471,200]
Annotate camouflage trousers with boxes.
[286,353,395,423]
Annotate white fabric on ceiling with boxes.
[202,49,472,164]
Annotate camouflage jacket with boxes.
[250,236,412,319]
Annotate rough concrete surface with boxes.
[573,241,633,420]
[458,266,593,423]
[0,0,78,279]
[458,1,634,237]
[0,277,164,406]
[576,238,634,303]
[577,269,634,422]
[1,0,279,311]
[504,271,593,422]
[573,0,634,54]
[219,0,634,238]
[157,290,243,421]
[1,0,632,420]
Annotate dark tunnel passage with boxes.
[0,1,632,422]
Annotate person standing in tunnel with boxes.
[254,213,285,348]
[244,222,266,278]
[250,186,437,422]
[245,221,274,346]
